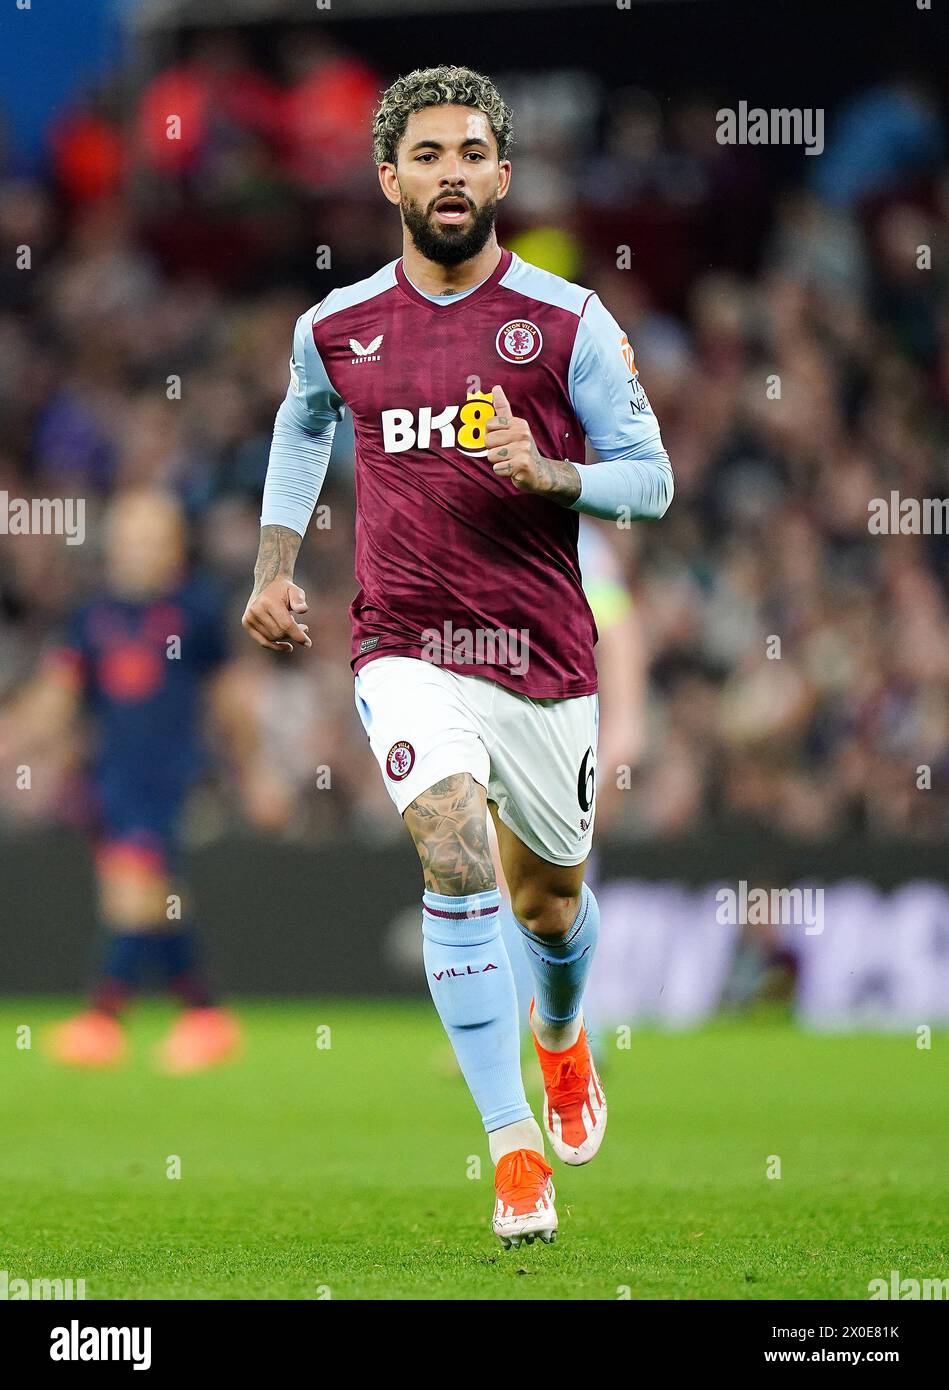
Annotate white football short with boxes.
[354,655,599,866]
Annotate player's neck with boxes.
[400,237,502,298]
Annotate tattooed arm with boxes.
[253,523,303,590]
[244,399,334,653]
[243,396,333,653]
[243,304,345,653]
[242,524,311,653]
[484,381,672,519]
[484,384,582,507]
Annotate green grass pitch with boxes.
[1,1000,946,1300]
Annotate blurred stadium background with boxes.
[1,0,947,1028]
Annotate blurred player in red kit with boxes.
[1,489,268,1072]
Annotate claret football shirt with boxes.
[261,246,672,698]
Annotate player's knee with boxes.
[511,889,581,941]
[425,858,497,898]
[98,865,172,928]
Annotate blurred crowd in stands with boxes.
[0,29,946,844]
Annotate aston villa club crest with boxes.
[496,319,543,364]
[386,740,415,781]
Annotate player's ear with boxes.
[378,163,402,206]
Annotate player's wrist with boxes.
[540,457,582,505]
[253,524,302,593]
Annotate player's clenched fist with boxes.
[242,577,312,653]
[485,384,539,486]
[486,384,581,504]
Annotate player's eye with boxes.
[415,151,483,163]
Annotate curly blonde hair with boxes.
[371,64,514,167]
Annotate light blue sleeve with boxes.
[260,306,346,536]
[566,294,673,521]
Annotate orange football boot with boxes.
[153,1007,243,1075]
[492,1147,557,1249]
[44,1010,127,1068]
[529,998,608,1165]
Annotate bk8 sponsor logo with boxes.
[381,391,497,458]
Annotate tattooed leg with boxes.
[403,773,496,896]
[410,773,537,1147]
